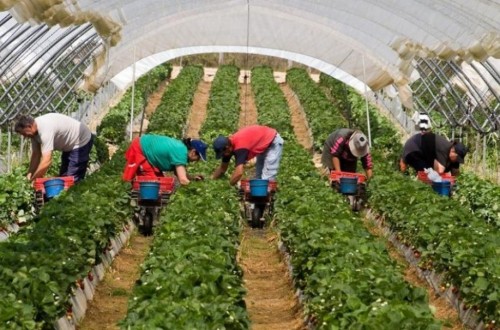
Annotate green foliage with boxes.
[97,64,172,144]
[369,170,500,322]
[122,64,249,328]
[251,66,294,136]
[0,167,35,228]
[200,65,241,140]
[0,145,131,327]
[147,65,203,137]
[286,68,348,150]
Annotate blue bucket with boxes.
[139,182,160,200]
[249,179,269,197]
[339,177,358,195]
[44,178,65,198]
[432,180,451,197]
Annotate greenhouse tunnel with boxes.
[1,1,500,329]
[0,1,498,164]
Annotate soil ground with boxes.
[77,234,152,330]
[185,80,211,138]
[239,81,258,128]
[237,82,305,329]
[239,226,305,330]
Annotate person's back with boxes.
[34,113,92,153]
[321,128,353,170]
[140,135,188,172]
[230,125,277,161]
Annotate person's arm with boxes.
[175,165,190,186]
[229,164,244,186]
[365,168,373,180]
[212,162,229,179]
[30,151,52,180]
[27,145,42,180]
[433,159,446,174]
[332,157,341,172]
[399,158,407,172]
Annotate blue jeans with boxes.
[255,134,284,180]
[60,136,94,182]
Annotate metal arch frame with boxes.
[0,26,68,110]
[412,59,460,128]
[24,25,94,115]
[447,61,495,132]
[41,36,103,116]
[469,62,500,131]
[0,25,96,125]
[412,58,499,134]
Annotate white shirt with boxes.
[32,113,92,154]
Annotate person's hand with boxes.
[26,173,32,181]
[193,174,204,181]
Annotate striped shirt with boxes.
[321,128,373,171]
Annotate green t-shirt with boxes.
[140,135,188,171]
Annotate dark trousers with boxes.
[60,136,94,182]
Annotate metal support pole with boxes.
[482,134,487,176]
[129,45,136,141]
[7,125,12,173]
[362,55,372,147]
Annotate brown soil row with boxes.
[239,227,305,330]
[185,80,211,138]
[77,234,152,330]
[239,82,258,128]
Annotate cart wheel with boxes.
[142,210,154,236]
[352,198,362,212]
[251,207,264,229]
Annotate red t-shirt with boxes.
[223,125,277,165]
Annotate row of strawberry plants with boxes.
[319,74,499,325]
[122,64,249,328]
[320,73,499,228]
[97,63,171,144]
[200,64,241,140]
[456,172,500,228]
[0,59,171,327]
[253,66,440,328]
[147,65,203,137]
[286,68,348,150]
[0,167,34,230]
[0,145,131,328]
[369,169,499,324]
[277,144,441,328]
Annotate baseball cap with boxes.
[191,139,207,161]
[213,135,229,159]
[453,142,468,164]
[348,131,369,158]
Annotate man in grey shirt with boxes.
[15,113,93,182]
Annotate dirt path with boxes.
[239,227,305,330]
[280,84,313,152]
[184,80,211,138]
[280,83,324,172]
[239,82,258,128]
[237,83,305,329]
[131,79,169,139]
[78,234,153,330]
